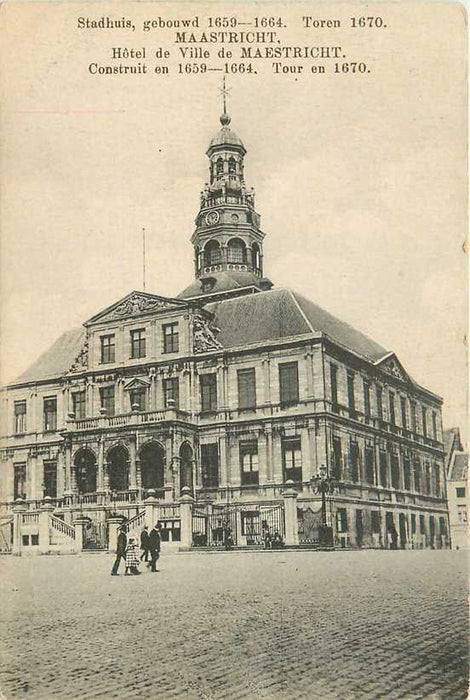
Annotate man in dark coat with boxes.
[110,525,127,575]
[148,522,161,572]
[140,525,150,562]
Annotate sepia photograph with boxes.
[0,2,468,698]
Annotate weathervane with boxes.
[219,76,231,114]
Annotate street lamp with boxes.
[311,464,337,547]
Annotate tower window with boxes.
[228,157,236,176]
[252,243,261,270]
[204,240,221,266]
[227,238,246,264]
[216,158,223,177]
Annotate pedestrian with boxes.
[148,521,161,572]
[110,525,127,576]
[125,537,141,575]
[140,525,150,562]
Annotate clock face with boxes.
[205,211,220,226]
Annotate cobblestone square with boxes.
[0,550,468,699]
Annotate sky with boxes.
[1,2,467,437]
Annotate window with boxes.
[336,508,348,532]
[425,463,431,495]
[457,506,467,523]
[14,463,26,500]
[43,397,57,432]
[432,411,438,440]
[282,437,302,482]
[240,441,259,486]
[371,510,381,533]
[72,391,86,420]
[347,371,356,417]
[410,513,416,535]
[227,238,246,263]
[228,156,236,176]
[163,323,179,354]
[201,443,219,488]
[363,381,371,419]
[456,487,466,498]
[439,517,447,535]
[43,461,57,498]
[14,401,26,434]
[279,362,299,406]
[350,440,359,482]
[422,406,428,437]
[389,392,396,426]
[379,451,388,487]
[130,387,147,411]
[332,436,342,480]
[413,458,421,492]
[237,368,256,410]
[163,378,179,409]
[400,396,408,429]
[365,447,375,485]
[100,334,115,363]
[410,401,417,432]
[376,386,383,420]
[100,386,115,416]
[403,456,411,491]
[216,157,223,177]
[390,454,399,489]
[200,374,217,413]
[419,514,426,534]
[433,464,441,497]
[130,329,146,359]
[330,364,338,410]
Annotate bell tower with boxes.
[186,82,272,298]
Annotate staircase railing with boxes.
[0,518,13,553]
[51,515,75,539]
[125,509,146,533]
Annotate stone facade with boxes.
[0,107,450,552]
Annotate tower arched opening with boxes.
[227,238,246,264]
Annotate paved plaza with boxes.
[0,549,468,699]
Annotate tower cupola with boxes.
[180,86,272,300]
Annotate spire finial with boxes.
[219,77,231,126]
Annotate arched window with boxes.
[228,157,236,176]
[74,449,96,494]
[252,243,261,270]
[140,442,165,490]
[204,240,221,266]
[107,445,129,492]
[195,246,201,274]
[216,158,223,177]
[227,238,246,264]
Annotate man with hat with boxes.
[148,522,161,572]
[110,525,127,576]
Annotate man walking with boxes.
[140,525,150,562]
[110,525,127,576]
[148,522,161,572]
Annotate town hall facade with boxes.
[0,105,450,553]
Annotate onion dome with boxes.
[207,112,246,154]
